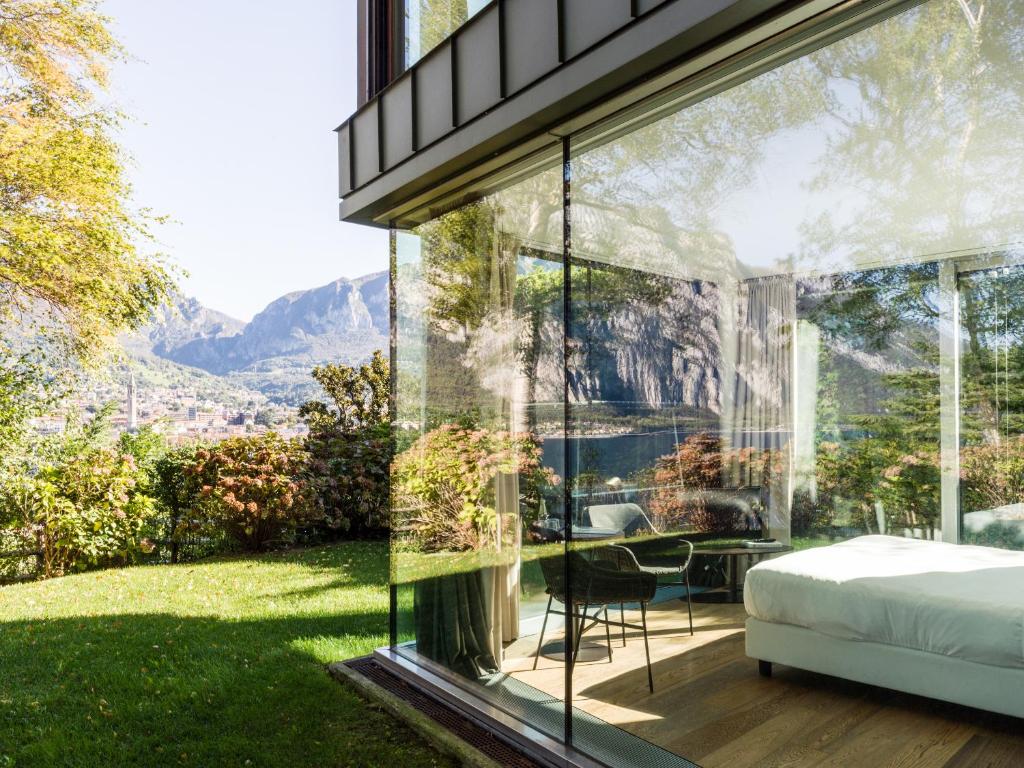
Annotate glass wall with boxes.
[570,0,1024,554]
[390,0,1024,764]
[392,164,568,738]
[960,259,1024,547]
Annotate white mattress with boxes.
[744,535,1024,669]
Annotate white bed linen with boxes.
[744,535,1024,669]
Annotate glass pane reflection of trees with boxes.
[392,167,567,736]
[960,264,1024,549]
[389,0,1024,761]
[570,0,1024,554]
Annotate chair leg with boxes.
[620,602,626,646]
[603,605,612,662]
[572,604,588,666]
[684,569,694,636]
[640,602,654,694]
[532,595,553,670]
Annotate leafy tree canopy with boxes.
[0,0,174,364]
[300,350,389,434]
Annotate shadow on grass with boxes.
[246,540,394,598]
[0,609,453,768]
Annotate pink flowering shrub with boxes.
[647,432,780,534]
[189,433,320,552]
[393,424,558,552]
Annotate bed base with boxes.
[746,617,1024,719]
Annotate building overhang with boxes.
[336,0,904,228]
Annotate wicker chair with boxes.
[586,504,695,637]
[533,546,659,692]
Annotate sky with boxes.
[102,0,388,321]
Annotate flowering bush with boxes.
[0,448,156,577]
[189,433,319,552]
[304,424,390,535]
[393,424,558,552]
[647,432,779,534]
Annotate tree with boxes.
[300,350,389,433]
[0,349,53,458]
[118,425,167,483]
[0,0,174,374]
[300,351,391,535]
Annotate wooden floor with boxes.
[503,600,1024,768]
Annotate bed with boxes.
[744,535,1024,718]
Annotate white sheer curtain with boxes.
[729,274,795,540]
[485,472,521,664]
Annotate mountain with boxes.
[121,296,246,370]
[210,271,388,373]
[128,272,389,405]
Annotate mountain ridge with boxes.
[128,271,389,404]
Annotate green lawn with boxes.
[0,541,455,768]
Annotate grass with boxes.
[0,541,456,768]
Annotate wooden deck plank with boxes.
[943,733,1024,768]
[503,602,1024,767]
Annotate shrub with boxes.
[393,424,557,552]
[300,351,391,536]
[647,432,778,534]
[190,433,319,552]
[0,447,156,578]
[152,444,224,562]
[304,424,390,535]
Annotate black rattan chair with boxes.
[631,538,694,637]
[532,546,659,692]
[586,504,695,637]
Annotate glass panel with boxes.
[796,264,942,540]
[402,0,489,67]
[391,0,1024,764]
[564,0,1024,763]
[391,164,567,739]
[960,258,1024,549]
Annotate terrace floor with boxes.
[503,600,1024,768]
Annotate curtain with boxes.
[485,472,521,664]
[414,571,500,679]
[729,274,795,540]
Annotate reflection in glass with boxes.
[564,2,1024,755]
[401,0,489,67]
[795,264,942,540]
[390,0,1024,763]
[391,165,566,734]
[570,0,1024,557]
[960,260,1024,549]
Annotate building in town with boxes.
[126,372,138,432]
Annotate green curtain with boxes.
[414,569,499,680]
